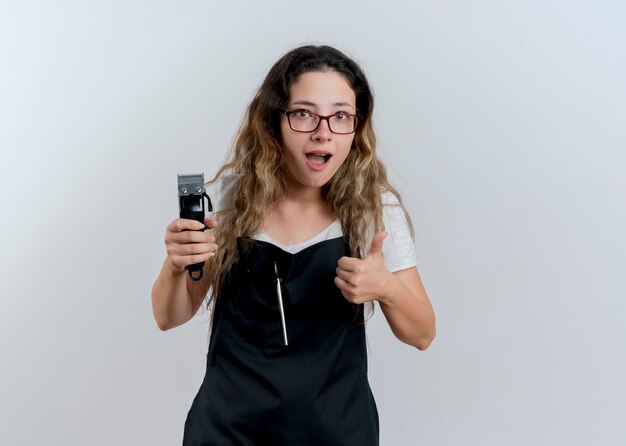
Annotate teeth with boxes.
[307,153,331,158]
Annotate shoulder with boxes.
[380,190,417,273]
[381,190,400,206]
[380,190,407,228]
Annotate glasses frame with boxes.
[279,109,359,135]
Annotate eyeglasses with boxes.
[280,109,359,134]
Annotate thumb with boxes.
[367,231,387,257]
[204,217,219,230]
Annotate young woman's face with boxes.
[280,71,356,191]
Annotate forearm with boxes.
[151,259,206,331]
[377,270,436,350]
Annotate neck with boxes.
[282,176,326,207]
[263,181,335,245]
[284,186,324,206]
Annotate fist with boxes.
[164,217,219,272]
[334,232,390,304]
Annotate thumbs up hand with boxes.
[334,232,392,304]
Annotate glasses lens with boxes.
[287,110,357,134]
[329,114,357,134]
[289,110,319,132]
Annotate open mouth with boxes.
[305,153,332,165]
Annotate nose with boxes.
[311,117,332,141]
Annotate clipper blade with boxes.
[177,173,205,196]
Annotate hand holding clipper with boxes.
[178,173,213,281]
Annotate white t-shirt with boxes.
[207,174,417,273]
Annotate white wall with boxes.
[1,1,625,444]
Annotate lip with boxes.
[304,151,333,171]
[305,150,333,156]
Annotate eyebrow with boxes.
[289,100,356,110]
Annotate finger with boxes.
[168,242,218,268]
[168,249,212,270]
[334,277,360,303]
[184,230,214,243]
[167,218,206,233]
[176,242,216,257]
[334,276,352,293]
[337,256,359,271]
[335,266,353,283]
[366,231,387,257]
[177,252,213,267]
[167,230,214,245]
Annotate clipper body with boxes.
[177,173,213,281]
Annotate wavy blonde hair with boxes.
[205,45,412,302]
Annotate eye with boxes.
[334,111,350,120]
[292,109,312,119]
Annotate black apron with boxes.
[183,237,379,445]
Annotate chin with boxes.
[305,179,330,189]
[287,165,339,190]
[311,172,337,188]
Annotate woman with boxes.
[152,45,435,445]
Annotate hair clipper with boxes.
[177,173,213,281]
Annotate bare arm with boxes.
[334,232,436,350]
[377,266,435,349]
[151,218,218,331]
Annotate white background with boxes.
[1,1,625,445]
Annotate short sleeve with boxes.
[206,174,240,214]
[381,192,417,273]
